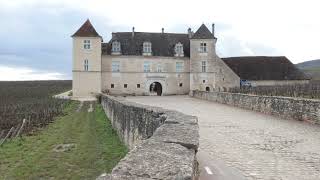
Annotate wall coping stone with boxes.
[98,95,199,180]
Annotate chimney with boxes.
[188,28,192,38]
[132,27,135,37]
[161,28,164,33]
[212,23,215,37]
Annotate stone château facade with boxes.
[72,19,239,97]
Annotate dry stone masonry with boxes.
[99,95,199,180]
[190,90,320,124]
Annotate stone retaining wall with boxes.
[99,95,199,180]
[190,90,320,124]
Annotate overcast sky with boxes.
[0,0,319,80]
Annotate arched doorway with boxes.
[206,86,210,92]
[150,82,162,96]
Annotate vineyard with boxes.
[228,81,320,99]
[0,80,71,141]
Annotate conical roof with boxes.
[191,24,215,39]
[72,19,101,37]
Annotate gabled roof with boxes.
[102,32,190,57]
[72,19,101,38]
[191,24,215,39]
[222,56,310,80]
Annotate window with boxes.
[203,80,206,83]
[179,83,183,87]
[176,62,184,72]
[143,42,152,53]
[201,61,207,72]
[84,59,89,71]
[206,87,210,92]
[175,43,184,56]
[137,84,141,88]
[144,62,151,72]
[200,42,207,53]
[112,61,120,72]
[112,41,121,53]
[124,84,128,88]
[157,64,162,72]
[111,84,114,88]
[84,40,91,49]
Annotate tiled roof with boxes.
[103,32,190,57]
[72,19,101,37]
[222,56,310,80]
[191,24,215,39]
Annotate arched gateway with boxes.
[149,82,162,96]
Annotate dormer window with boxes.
[112,41,121,55]
[84,40,91,50]
[143,42,152,56]
[175,43,184,57]
[200,42,207,53]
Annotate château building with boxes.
[72,19,309,97]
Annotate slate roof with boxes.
[102,42,109,54]
[72,19,101,37]
[102,32,190,57]
[191,24,215,39]
[222,56,310,80]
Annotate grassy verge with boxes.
[0,101,127,179]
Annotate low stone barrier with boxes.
[190,90,320,124]
[99,95,199,180]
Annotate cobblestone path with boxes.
[126,95,320,180]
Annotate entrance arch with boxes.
[150,82,162,96]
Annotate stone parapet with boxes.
[190,90,320,124]
[99,95,199,180]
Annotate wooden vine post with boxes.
[16,119,26,138]
[0,127,15,146]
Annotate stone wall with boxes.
[190,90,320,124]
[99,95,199,180]
[250,80,310,87]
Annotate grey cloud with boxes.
[0,4,284,80]
[217,35,282,57]
[0,5,113,79]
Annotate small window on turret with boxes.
[84,59,89,71]
[84,40,91,49]
[201,61,207,72]
[200,42,207,53]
